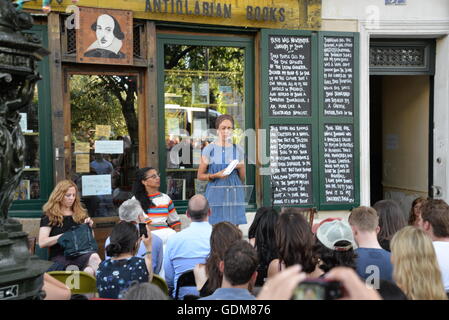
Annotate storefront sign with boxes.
[24,0,321,30]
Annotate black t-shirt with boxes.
[40,215,81,259]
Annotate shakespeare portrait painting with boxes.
[77,7,133,65]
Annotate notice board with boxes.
[261,30,359,210]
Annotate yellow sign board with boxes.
[24,0,321,30]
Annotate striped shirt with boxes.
[144,192,181,230]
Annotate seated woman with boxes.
[248,207,279,286]
[267,208,323,279]
[38,180,101,275]
[194,222,242,297]
[132,167,181,244]
[96,221,153,299]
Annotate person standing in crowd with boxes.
[314,219,358,273]
[195,222,243,297]
[132,167,181,244]
[248,207,279,286]
[104,198,164,274]
[348,206,393,282]
[373,199,406,251]
[200,240,258,300]
[38,180,101,275]
[197,114,247,226]
[96,221,153,299]
[418,199,449,292]
[408,197,427,227]
[390,226,447,300]
[164,194,212,299]
[267,208,323,279]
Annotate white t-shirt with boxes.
[433,241,449,291]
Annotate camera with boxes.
[139,223,148,238]
[293,279,343,300]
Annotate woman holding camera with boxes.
[38,180,101,275]
[96,221,153,299]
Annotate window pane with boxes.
[69,75,139,217]
[164,45,245,199]
[14,86,40,200]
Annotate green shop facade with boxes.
[12,1,361,253]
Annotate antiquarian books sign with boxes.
[76,7,133,65]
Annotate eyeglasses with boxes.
[145,173,160,180]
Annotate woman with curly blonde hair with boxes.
[390,226,447,300]
[38,180,101,275]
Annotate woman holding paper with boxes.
[197,115,246,225]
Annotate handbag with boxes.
[57,223,98,258]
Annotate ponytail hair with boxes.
[132,167,155,212]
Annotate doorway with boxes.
[63,69,145,258]
[370,75,432,213]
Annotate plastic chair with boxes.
[151,274,169,296]
[174,270,198,300]
[47,271,97,295]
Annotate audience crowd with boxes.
[38,176,449,300]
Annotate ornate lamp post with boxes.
[0,0,52,299]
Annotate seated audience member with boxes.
[268,208,322,279]
[417,199,449,292]
[408,197,427,227]
[314,219,357,273]
[164,194,212,299]
[391,226,447,300]
[133,167,181,244]
[38,180,101,275]
[104,198,163,274]
[348,206,393,282]
[373,199,406,251]
[257,265,381,300]
[96,221,153,299]
[247,207,279,286]
[42,273,71,300]
[123,282,169,300]
[200,240,258,300]
[195,222,242,297]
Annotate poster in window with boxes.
[167,178,186,200]
[77,7,133,65]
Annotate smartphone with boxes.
[139,223,148,238]
[293,279,343,300]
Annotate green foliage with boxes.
[70,75,129,142]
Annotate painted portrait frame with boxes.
[76,7,133,65]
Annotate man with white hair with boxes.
[104,198,164,274]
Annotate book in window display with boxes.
[167,178,186,201]
[13,180,30,200]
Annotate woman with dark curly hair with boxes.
[195,222,242,297]
[132,167,180,244]
[248,207,279,286]
[267,208,322,279]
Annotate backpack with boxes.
[57,223,98,258]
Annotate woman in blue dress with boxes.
[197,115,247,225]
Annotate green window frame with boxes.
[261,29,360,211]
[9,25,54,218]
[157,32,256,213]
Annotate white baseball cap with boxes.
[316,220,357,251]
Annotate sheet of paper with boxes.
[82,174,111,196]
[94,140,124,154]
[223,159,239,176]
[95,125,111,139]
[75,142,90,153]
[76,154,90,173]
[19,113,28,132]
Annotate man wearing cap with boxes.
[348,206,394,284]
[315,219,357,273]
[104,198,164,274]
